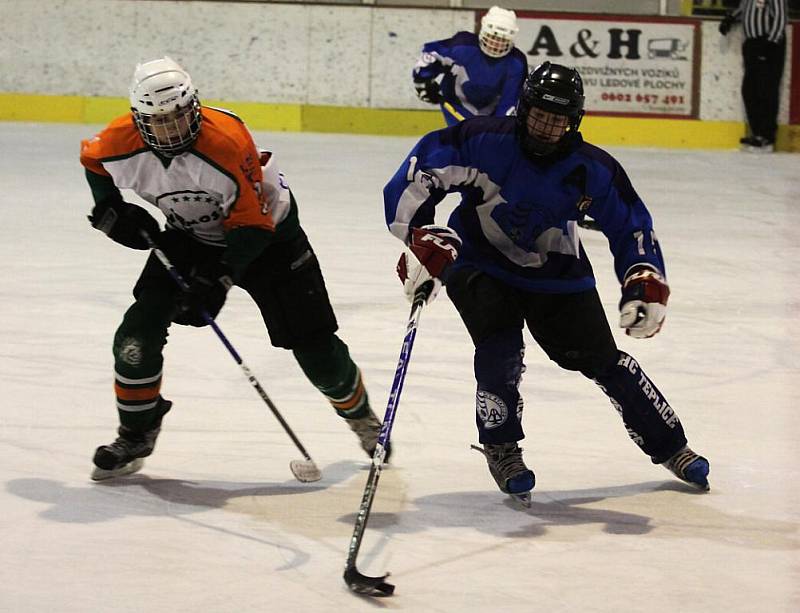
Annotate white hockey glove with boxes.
[397,225,461,304]
[619,265,670,339]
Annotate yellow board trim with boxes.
[301,104,444,135]
[205,100,303,132]
[0,92,796,151]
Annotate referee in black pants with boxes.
[719,0,788,152]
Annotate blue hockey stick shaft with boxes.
[375,297,424,455]
[344,287,429,596]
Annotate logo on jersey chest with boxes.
[157,190,222,230]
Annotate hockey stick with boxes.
[143,232,321,483]
[343,286,429,597]
[442,101,465,122]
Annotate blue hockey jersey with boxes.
[383,117,666,293]
[414,32,528,125]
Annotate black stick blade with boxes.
[343,566,395,596]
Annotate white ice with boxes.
[1,122,798,613]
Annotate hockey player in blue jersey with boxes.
[412,6,528,126]
[385,62,710,504]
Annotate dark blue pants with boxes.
[446,266,687,463]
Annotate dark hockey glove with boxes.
[397,225,461,304]
[89,200,160,250]
[173,262,234,327]
[414,77,443,105]
[619,265,670,339]
[718,14,735,36]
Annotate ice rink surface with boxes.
[1,122,798,612]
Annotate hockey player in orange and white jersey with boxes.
[81,57,385,480]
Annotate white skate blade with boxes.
[510,491,532,507]
[90,458,144,481]
[676,475,710,492]
[289,459,322,483]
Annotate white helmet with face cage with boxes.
[129,57,202,157]
[479,6,519,58]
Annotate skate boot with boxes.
[344,408,392,462]
[472,442,535,506]
[91,399,172,481]
[741,136,774,153]
[662,445,710,491]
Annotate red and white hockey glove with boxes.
[397,225,461,304]
[619,265,670,339]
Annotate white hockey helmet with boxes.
[129,57,202,157]
[479,6,519,58]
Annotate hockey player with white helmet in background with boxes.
[81,57,386,480]
[413,6,528,126]
[386,62,710,505]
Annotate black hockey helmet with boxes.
[515,62,585,158]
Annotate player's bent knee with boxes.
[475,329,525,389]
[547,346,619,378]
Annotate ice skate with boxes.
[472,442,535,506]
[91,426,159,481]
[662,445,710,491]
[91,399,172,481]
[345,408,392,462]
[741,136,774,153]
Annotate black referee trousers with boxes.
[742,35,786,142]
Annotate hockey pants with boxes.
[446,267,687,463]
[110,229,368,433]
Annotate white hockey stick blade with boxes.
[290,459,322,483]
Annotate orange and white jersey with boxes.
[80,107,289,247]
